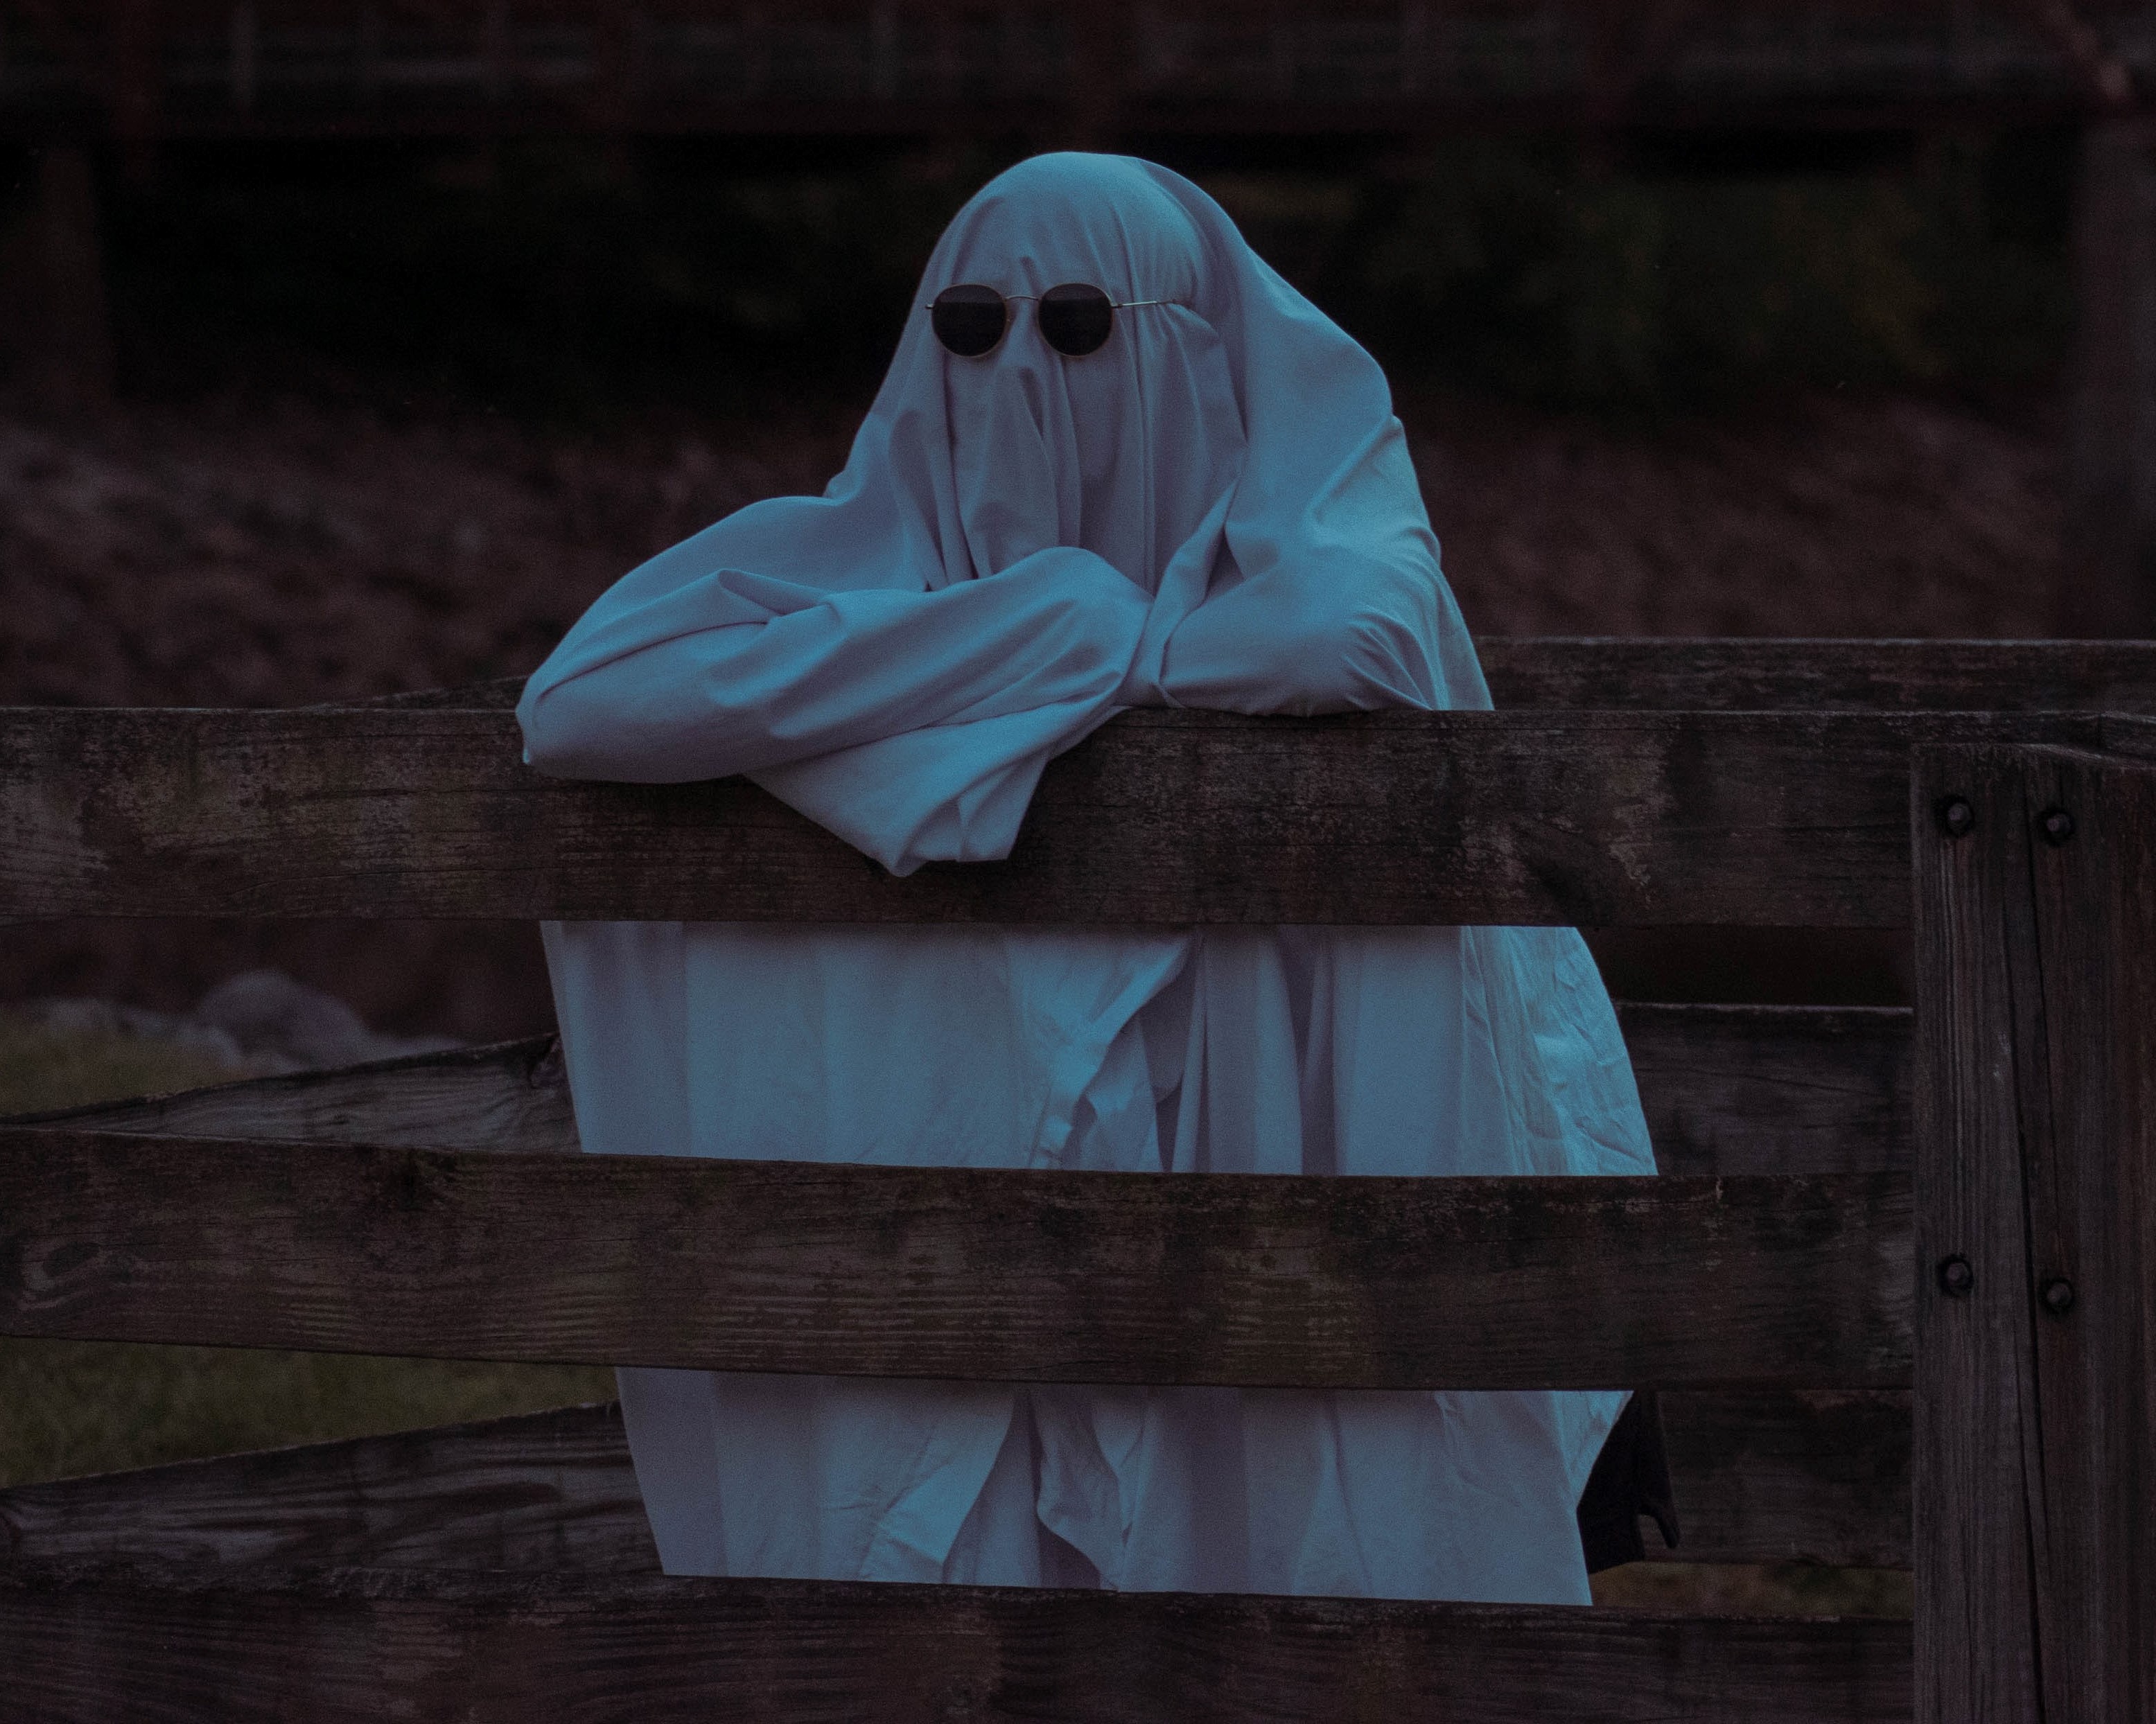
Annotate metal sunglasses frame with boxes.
[924,282,1183,357]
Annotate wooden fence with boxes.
[3,635,2154,1718]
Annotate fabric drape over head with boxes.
[521,153,1656,1603]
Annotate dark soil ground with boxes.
[1,384,2058,710]
[0,382,2060,1035]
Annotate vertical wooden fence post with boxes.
[1914,739,2156,1720]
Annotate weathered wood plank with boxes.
[1480,637,2156,713]
[1910,740,2049,1720]
[0,1391,1912,1573]
[0,1128,1913,1389]
[1618,1003,1910,1177]
[20,1006,1913,1177]
[343,678,522,708]
[0,1560,1914,1724]
[1660,1389,1911,1569]
[0,1403,658,1573]
[2103,710,2156,760]
[385,639,2156,716]
[1913,742,2156,1721]
[0,706,2101,926]
[6,1035,581,1153]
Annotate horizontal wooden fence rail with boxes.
[1666,1388,1912,1569]
[12,1001,1915,1176]
[0,1405,656,1576]
[0,705,2108,926]
[0,1127,1912,1390]
[1475,637,2156,714]
[385,639,2156,716]
[1620,1003,1911,1177]
[16,1035,590,1156]
[0,1560,1913,1724]
[0,1389,1916,1572]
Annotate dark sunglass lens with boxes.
[931,284,1008,357]
[1039,283,1114,357]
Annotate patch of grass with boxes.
[0,1341,613,1490]
[1593,1559,1913,1617]
[0,1015,613,1488]
[0,1015,243,1115]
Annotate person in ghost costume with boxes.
[518,152,1658,1603]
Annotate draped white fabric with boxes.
[522,153,1656,1603]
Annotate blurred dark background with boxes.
[6,128,2080,415]
[2,0,2153,1038]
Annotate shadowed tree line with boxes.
[0,132,2074,421]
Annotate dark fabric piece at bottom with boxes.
[1577,1389,1683,1574]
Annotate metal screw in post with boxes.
[2037,807,2076,846]
[1937,797,1975,839]
[2041,1277,2076,1316]
[1937,1255,1974,1296]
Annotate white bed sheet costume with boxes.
[519,152,1657,1605]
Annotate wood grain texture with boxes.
[0,706,2101,926]
[0,1128,1913,1390]
[1479,637,2156,712]
[0,1403,658,1574]
[1911,742,2044,1721]
[1913,742,2156,1722]
[0,1391,1912,1573]
[7,1035,581,1153]
[0,1560,1915,1724]
[2103,713,2156,770]
[1618,1003,1909,1177]
[1660,1389,1911,1569]
[23,1007,1910,1177]
[385,639,2156,716]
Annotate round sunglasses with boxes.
[927,282,1177,359]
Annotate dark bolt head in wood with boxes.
[2037,807,2076,846]
[2041,1277,2076,1316]
[1937,1255,1974,1296]
[1936,797,1975,838]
